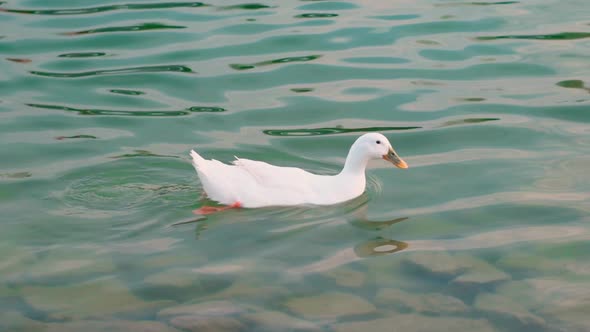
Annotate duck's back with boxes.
[191,150,335,207]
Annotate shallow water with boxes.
[1,0,589,331]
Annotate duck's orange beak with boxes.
[383,147,408,169]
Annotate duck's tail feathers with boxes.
[190,149,206,170]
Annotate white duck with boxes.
[190,133,408,213]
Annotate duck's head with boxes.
[356,133,408,169]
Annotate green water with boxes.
[1,0,589,331]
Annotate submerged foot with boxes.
[193,202,242,215]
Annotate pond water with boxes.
[1,0,589,331]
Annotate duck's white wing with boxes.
[232,157,313,189]
[231,158,358,206]
[191,150,323,207]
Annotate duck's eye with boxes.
[376,140,381,144]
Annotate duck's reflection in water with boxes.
[348,204,411,257]
[354,237,408,257]
[350,215,408,231]
[169,215,211,239]
[287,210,411,274]
[172,199,590,277]
[289,223,589,275]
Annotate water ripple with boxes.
[55,174,193,215]
[0,2,207,16]
[438,118,499,127]
[436,1,519,7]
[26,103,225,116]
[294,13,339,19]
[108,89,145,96]
[370,14,420,20]
[478,32,590,41]
[58,52,108,58]
[55,135,97,140]
[62,22,186,36]
[221,3,272,11]
[110,150,179,159]
[230,55,321,71]
[6,58,31,64]
[557,80,590,93]
[29,64,193,78]
[263,126,421,137]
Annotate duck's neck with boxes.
[339,143,369,176]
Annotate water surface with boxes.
[1,0,589,331]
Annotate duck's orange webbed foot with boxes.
[193,201,242,215]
